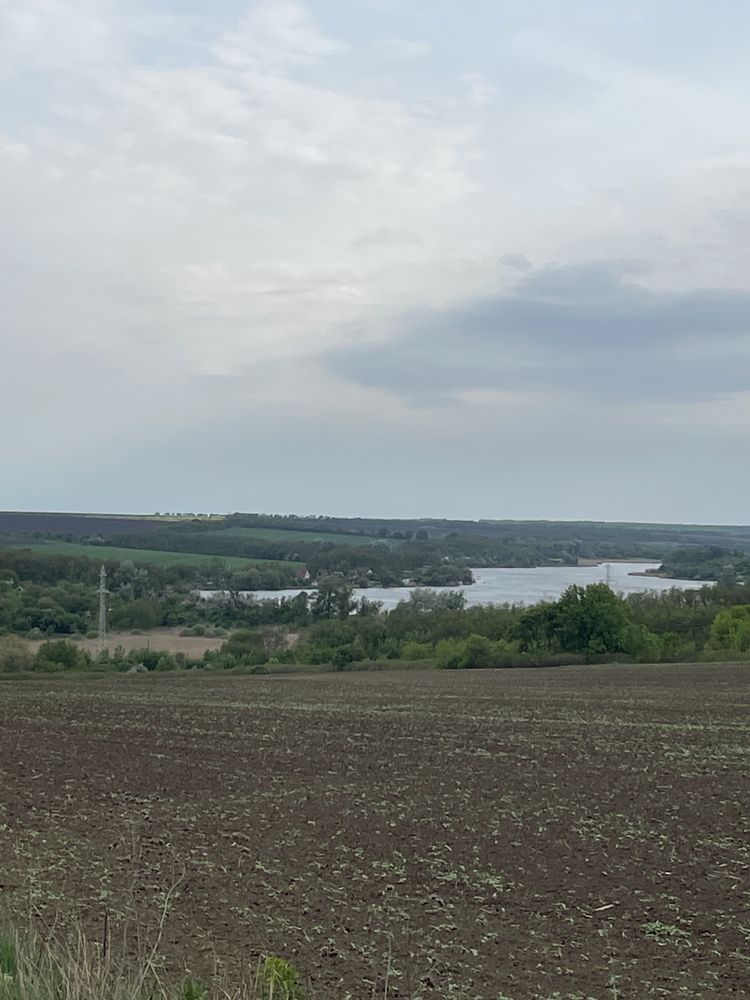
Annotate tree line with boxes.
[9,513,698,591]
[3,567,750,672]
[280,580,750,669]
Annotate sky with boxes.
[2,0,750,522]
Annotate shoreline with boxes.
[576,558,660,568]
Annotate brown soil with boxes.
[0,665,748,999]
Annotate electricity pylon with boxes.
[97,564,108,656]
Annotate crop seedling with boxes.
[642,921,691,946]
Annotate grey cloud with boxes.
[325,262,750,403]
[499,252,531,271]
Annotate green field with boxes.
[4,541,297,570]
[214,526,390,545]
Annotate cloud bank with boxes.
[2,0,750,520]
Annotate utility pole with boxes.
[605,562,612,588]
[97,564,108,656]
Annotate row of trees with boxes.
[208,581,750,670]
[658,546,750,583]
[3,584,750,674]
[0,549,308,636]
[11,516,700,596]
[4,544,750,671]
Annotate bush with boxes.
[658,631,695,662]
[0,637,33,673]
[435,637,465,669]
[203,648,268,670]
[331,645,364,670]
[180,625,207,637]
[709,604,750,652]
[622,624,663,662]
[401,640,433,661]
[436,634,519,669]
[35,640,90,672]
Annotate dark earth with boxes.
[0,664,748,998]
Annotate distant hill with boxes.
[3,511,750,584]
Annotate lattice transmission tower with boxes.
[97,564,108,656]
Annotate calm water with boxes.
[199,562,707,610]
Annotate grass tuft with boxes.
[0,922,305,1000]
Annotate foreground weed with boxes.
[0,923,306,1000]
[0,937,17,980]
[180,977,208,1000]
[259,956,304,1000]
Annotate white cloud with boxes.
[0,135,28,160]
[374,38,432,60]
[461,72,497,109]
[212,0,348,69]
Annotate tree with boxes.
[709,605,750,651]
[516,585,629,656]
[312,577,355,619]
[110,597,162,630]
[555,584,629,655]
[405,589,466,613]
[622,623,662,662]
[354,596,383,617]
[514,602,557,652]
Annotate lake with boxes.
[199,561,707,610]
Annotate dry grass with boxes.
[0,919,304,1000]
[22,629,226,658]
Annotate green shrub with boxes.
[331,645,364,670]
[401,640,433,660]
[436,634,519,669]
[435,638,463,669]
[35,640,90,672]
[658,631,694,662]
[0,638,33,673]
[709,604,750,652]
[622,624,662,662]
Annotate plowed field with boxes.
[0,665,748,998]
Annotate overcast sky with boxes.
[3,1,750,522]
